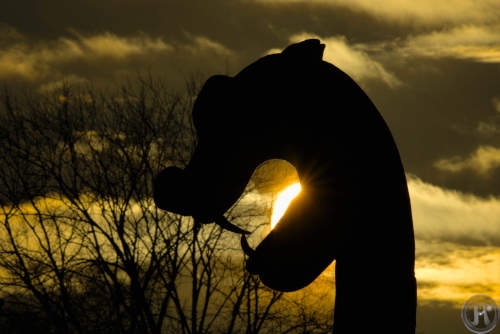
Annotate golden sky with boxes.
[1,1,500,333]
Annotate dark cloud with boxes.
[367,57,500,196]
[2,5,500,334]
[0,1,426,54]
[1,0,499,197]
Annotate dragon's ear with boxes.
[281,39,325,62]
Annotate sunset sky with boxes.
[1,1,500,333]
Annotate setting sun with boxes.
[270,182,301,229]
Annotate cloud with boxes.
[186,35,233,56]
[400,25,500,63]
[476,122,500,136]
[255,0,500,26]
[407,174,500,304]
[38,75,89,93]
[493,97,500,113]
[266,33,401,88]
[256,2,500,65]
[77,32,171,59]
[407,173,500,246]
[0,32,172,80]
[0,23,24,46]
[0,31,233,83]
[433,146,500,175]
[415,247,500,304]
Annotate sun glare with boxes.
[270,183,301,229]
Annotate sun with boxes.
[270,182,301,229]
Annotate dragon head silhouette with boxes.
[153,39,417,333]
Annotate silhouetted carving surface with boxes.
[154,39,417,333]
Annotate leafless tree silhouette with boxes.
[0,76,333,334]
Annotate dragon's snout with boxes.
[153,167,193,216]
